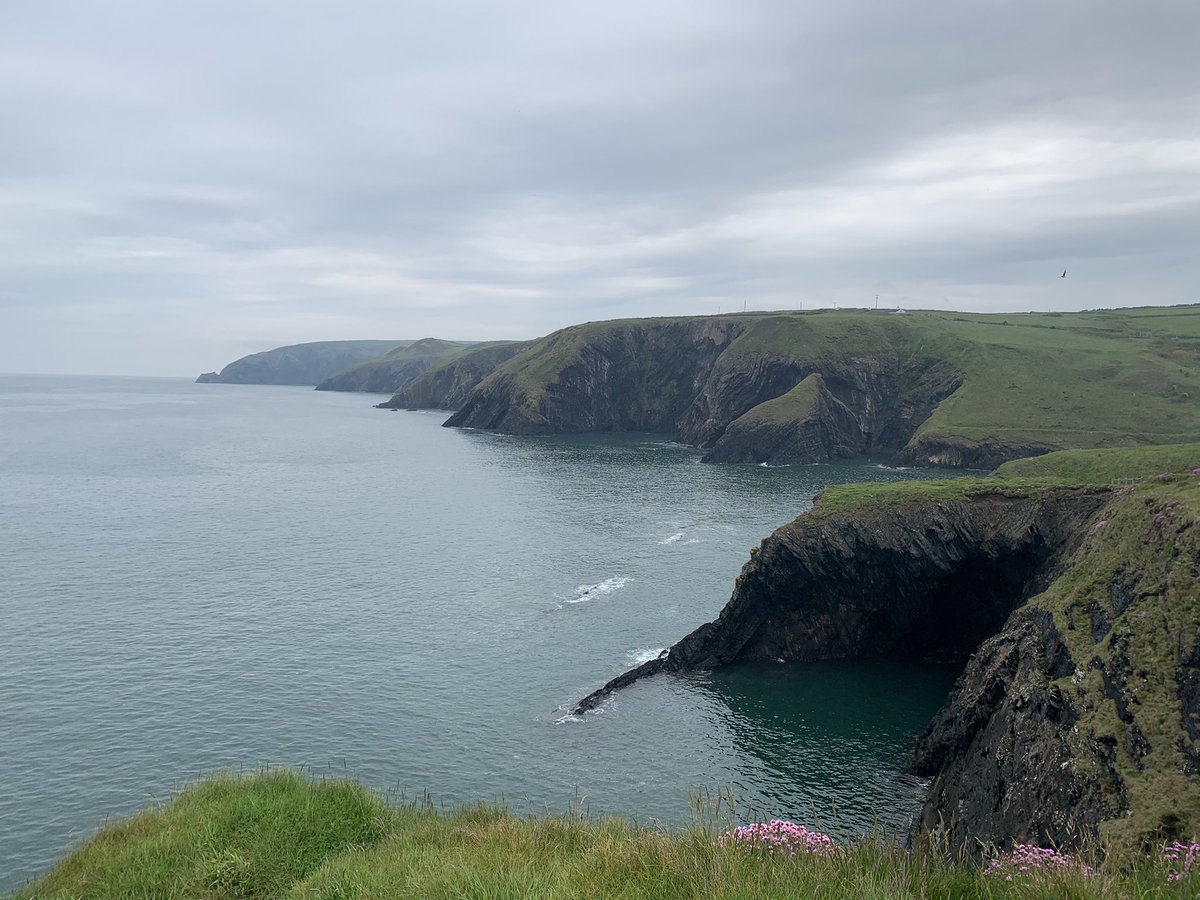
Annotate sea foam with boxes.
[561,575,629,605]
[626,647,667,666]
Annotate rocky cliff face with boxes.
[445,318,747,433]
[379,341,533,410]
[575,477,1200,855]
[315,338,473,393]
[444,314,974,466]
[195,340,406,386]
[436,307,1200,469]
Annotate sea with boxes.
[0,374,964,890]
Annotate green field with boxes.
[474,305,1200,464]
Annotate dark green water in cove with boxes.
[0,375,963,889]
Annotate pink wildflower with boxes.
[984,844,1093,879]
[721,820,836,857]
[1163,840,1200,882]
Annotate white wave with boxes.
[551,700,608,723]
[562,576,629,604]
[660,531,686,545]
[626,647,667,666]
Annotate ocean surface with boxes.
[0,374,964,890]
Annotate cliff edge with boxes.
[441,307,1200,468]
[576,446,1200,854]
[195,340,407,386]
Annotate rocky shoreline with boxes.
[576,476,1200,855]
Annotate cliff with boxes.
[195,340,408,386]
[445,318,745,434]
[378,341,533,410]
[314,338,474,393]
[442,306,1200,468]
[575,448,1200,855]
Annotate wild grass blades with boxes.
[1164,840,1200,882]
[16,770,1200,899]
[983,843,1095,880]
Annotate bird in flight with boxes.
[1060,269,1067,278]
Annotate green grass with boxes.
[725,372,826,427]
[811,443,1200,518]
[15,771,1200,899]
[480,305,1200,459]
[805,446,1200,854]
[14,771,395,900]
[993,443,1200,482]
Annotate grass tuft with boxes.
[15,770,1200,898]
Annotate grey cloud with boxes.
[0,0,1197,374]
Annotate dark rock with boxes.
[380,341,533,410]
[910,608,1124,851]
[316,338,473,393]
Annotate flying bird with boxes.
[1060,269,1067,278]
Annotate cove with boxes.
[1,374,957,891]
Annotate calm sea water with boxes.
[0,375,962,890]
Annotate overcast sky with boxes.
[2,1,1198,375]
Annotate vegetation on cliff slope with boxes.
[314,338,474,393]
[378,340,532,410]
[814,447,1200,854]
[195,340,409,386]
[575,445,1200,856]
[16,770,1199,899]
[443,306,1200,468]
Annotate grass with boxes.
[14,771,395,900]
[804,445,1200,855]
[993,443,1200,482]
[21,446,1200,897]
[15,770,1200,899]
[474,305,1200,459]
[811,442,1200,518]
[723,372,827,427]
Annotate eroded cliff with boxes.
[575,466,1200,855]
[315,338,473,393]
[379,341,533,410]
[438,307,1200,468]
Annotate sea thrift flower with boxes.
[1163,840,1200,882]
[983,844,1094,880]
[722,820,836,856]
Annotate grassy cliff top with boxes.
[812,443,1200,517]
[16,770,1194,898]
[488,305,1200,459]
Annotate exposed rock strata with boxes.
[575,481,1200,854]
[315,338,472,393]
[379,341,533,410]
[446,319,747,434]
[445,315,975,466]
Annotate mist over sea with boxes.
[0,375,959,890]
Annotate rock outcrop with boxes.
[195,340,407,386]
[379,341,533,410]
[574,473,1200,855]
[446,318,746,434]
[315,338,473,393]
[437,307,1200,468]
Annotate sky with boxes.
[1,1,1198,376]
